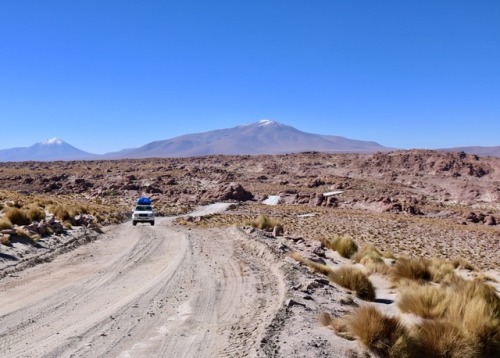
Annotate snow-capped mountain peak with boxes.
[41,138,64,145]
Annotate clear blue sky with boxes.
[1,1,499,154]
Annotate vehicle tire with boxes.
[150,221,155,226]
[133,221,137,226]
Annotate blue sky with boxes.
[1,1,499,154]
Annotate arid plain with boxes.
[1,150,499,357]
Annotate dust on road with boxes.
[0,214,285,358]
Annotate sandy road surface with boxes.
[0,212,285,357]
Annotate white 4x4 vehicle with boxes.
[132,205,155,226]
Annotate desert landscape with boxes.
[0,149,499,357]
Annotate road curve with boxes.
[0,215,285,357]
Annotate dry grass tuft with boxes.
[3,207,31,226]
[353,244,389,273]
[336,305,413,357]
[244,214,280,231]
[322,234,358,258]
[0,235,11,246]
[27,205,46,222]
[397,280,450,319]
[0,217,13,230]
[390,257,431,283]
[328,267,376,301]
[412,319,477,358]
[289,252,375,301]
[452,257,477,271]
[288,252,334,276]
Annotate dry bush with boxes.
[244,214,279,231]
[336,305,414,357]
[390,257,431,283]
[288,252,334,276]
[322,234,358,258]
[3,207,31,226]
[27,205,46,222]
[353,244,389,273]
[48,204,70,221]
[428,258,456,283]
[397,280,450,319]
[452,257,476,271]
[328,267,376,301]
[412,319,477,358]
[0,217,13,230]
[0,235,11,246]
[289,253,375,301]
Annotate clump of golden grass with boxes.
[244,214,280,231]
[47,204,70,221]
[396,277,500,356]
[452,257,477,271]
[427,258,456,283]
[3,207,31,226]
[353,244,389,273]
[289,252,375,301]
[0,235,11,246]
[392,257,458,284]
[413,319,477,358]
[332,305,415,357]
[328,267,376,301]
[397,280,450,319]
[0,217,13,230]
[27,205,45,222]
[321,234,358,258]
[390,257,431,283]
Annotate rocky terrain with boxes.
[0,149,499,357]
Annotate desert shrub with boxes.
[428,258,456,283]
[0,235,11,246]
[288,252,334,276]
[353,244,388,273]
[322,234,358,258]
[244,214,279,231]
[328,267,376,301]
[0,217,13,230]
[390,257,431,283]
[412,319,477,358]
[48,204,70,221]
[27,205,46,222]
[452,257,476,271]
[289,253,375,300]
[336,305,414,357]
[4,207,31,226]
[397,281,450,319]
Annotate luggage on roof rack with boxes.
[137,196,151,205]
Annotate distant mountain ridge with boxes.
[438,146,500,158]
[0,138,98,162]
[1,121,499,162]
[110,120,389,158]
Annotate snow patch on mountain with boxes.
[41,138,63,145]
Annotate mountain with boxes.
[109,120,390,158]
[0,138,98,162]
[438,146,500,157]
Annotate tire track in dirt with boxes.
[0,215,285,357]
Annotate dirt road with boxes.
[0,212,285,357]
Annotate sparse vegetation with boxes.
[3,207,31,226]
[244,214,280,231]
[322,234,358,258]
[331,305,414,357]
[353,244,389,273]
[0,217,13,230]
[289,252,375,301]
[328,266,376,301]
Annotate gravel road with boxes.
[0,213,285,357]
